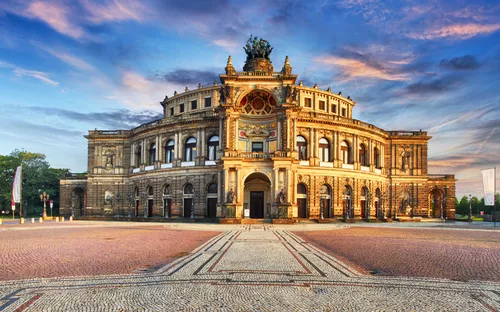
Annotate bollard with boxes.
[31,218,35,224]
[69,216,73,222]
[60,217,65,222]
[55,217,59,222]
[39,217,43,223]
[20,218,24,224]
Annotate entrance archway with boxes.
[207,183,217,218]
[72,188,86,217]
[244,172,271,218]
[297,184,307,218]
[429,187,445,218]
[320,184,331,218]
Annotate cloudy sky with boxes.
[0,0,499,198]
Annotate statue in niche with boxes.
[277,188,286,204]
[227,188,235,204]
[291,87,298,101]
[401,152,410,172]
[106,153,114,167]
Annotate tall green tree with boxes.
[0,150,69,217]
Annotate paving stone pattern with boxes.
[0,224,499,311]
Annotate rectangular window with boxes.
[341,107,346,117]
[170,107,174,116]
[204,97,212,108]
[252,142,264,152]
[191,100,197,110]
[331,104,337,114]
[319,100,325,110]
[179,103,184,113]
[304,98,312,108]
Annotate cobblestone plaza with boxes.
[0,221,499,311]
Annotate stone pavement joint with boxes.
[0,224,499,311]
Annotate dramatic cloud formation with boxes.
[439,55,480,70]
[0,0,499,197]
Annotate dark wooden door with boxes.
[184,198,192,218]
[135,201,140,217]
[250,191,264,218]
[298,198,307,218]
[207,198,217,218]
[148,199,153,217]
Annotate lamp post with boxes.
[468,194,473,222]
[115,193,121,218]
[191,191,195,219]
[141,192,148,218]
[40,192,49,219]
[127,192,133,218]
[70,194,75,218]
[381,192,386,220]
[343,190,350,221]
[163,194,169,219]
[366,192,371,221]
[440,189,444,221]
[320,194,325,220]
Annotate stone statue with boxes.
[277,188,286,204]
[227,188,235,204]
[219,85,227,103]
[291,87,298,101]
[285,84,292,100]
[106,153,114,167]
[243,35,273,61]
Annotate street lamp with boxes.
[393,194,398,220]
[141,191,148,218]
[468,194,472,222]
[191,191,196,219]
[366,192,371,221]
[40,192,49,219]
[127,192,133,218]
[320,194,325,220]
[440,188,445,221]
[343,190,350,221]
[162,193,170,219]
[71,193,75,218]
[115,193,122,218]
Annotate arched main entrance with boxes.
[72,188,86,217]
[207,183,217,218]
[297,184,307,218]
[429,187,445,218]
[320,184,332,218]
[244,172,271,218]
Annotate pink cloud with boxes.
[409,23,500,40]
[31,41,95,71]
[26,1,85,39]
[81,0,143,24]
[0,60,59,86]
[313,55,409,81]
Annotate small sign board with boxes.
[244,208,250,218]
[480,211,484,216]
[50,200,53,209]
[11,202,15,211]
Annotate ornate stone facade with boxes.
[60,39,456,220]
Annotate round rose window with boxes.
[240,91,276,115]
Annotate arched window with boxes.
[148,186,154,196]
[296,136,307,160]
[374,147,380,168]
[359,144,368,166]
[208,183,217,194]
[165,140,174,164]
[185,137,197,161]
[208,136,219,161]
[297,183,307,195]
[149,143,156,165]
[184,184,194,195]
[319,138,330,162]
[341,141,351,164]
[135,145,142,167]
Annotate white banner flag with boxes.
[12,166,22,203]
[481,168,495,206]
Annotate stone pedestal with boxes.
[277,204,292,219]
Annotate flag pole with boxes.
[19,163,23,218]
[494,166,497,227]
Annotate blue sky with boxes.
[0,0,499,198]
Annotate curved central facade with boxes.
[60,41,456,220]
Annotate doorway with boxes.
[250,191,264,218]
[184,198,192,218]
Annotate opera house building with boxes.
[60,38,456,221]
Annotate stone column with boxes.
[292,118,297,152]
[219,117,224,150]
[277,118,282,150]
[142,139,146,164]
[217,171,222,205]
[174,132,179,159]
[201,128,206,158]
[156,135,160,162]
[131,142,135,167]
[308,128,312,159]
[273,168,279,200]
[235,168,240,203]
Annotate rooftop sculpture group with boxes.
[243,35,273,61]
